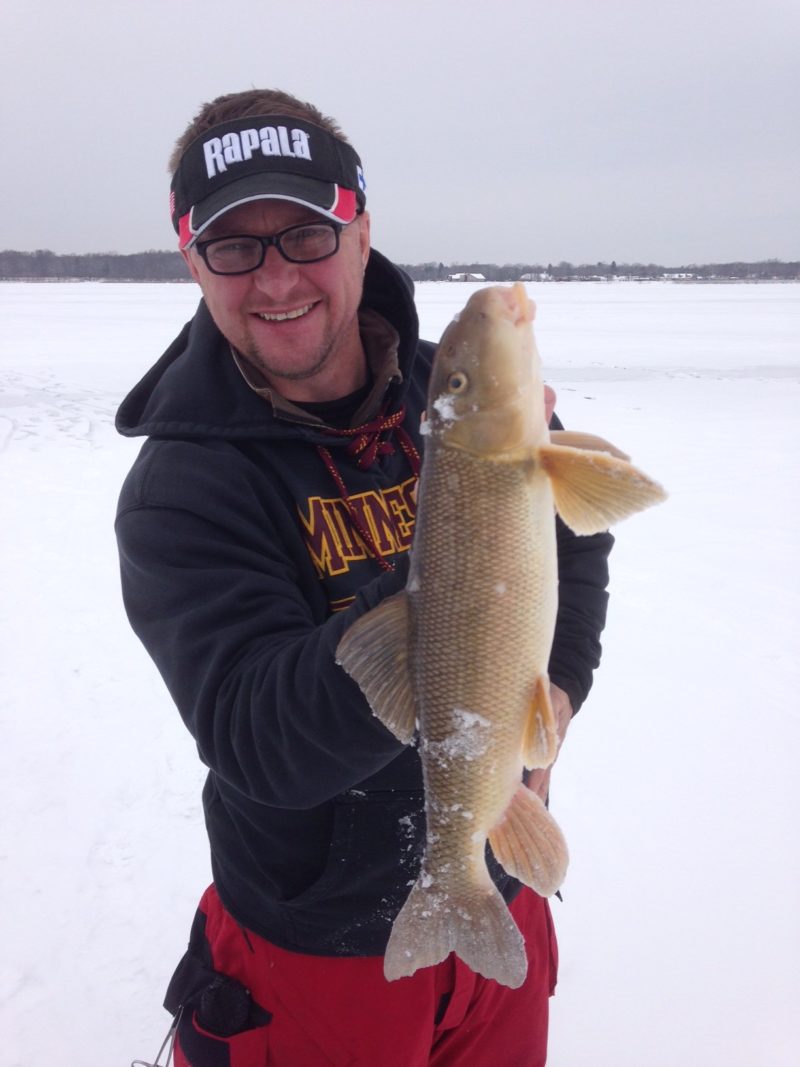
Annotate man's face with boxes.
[183,199,371,403]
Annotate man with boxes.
[116,89,613,1066]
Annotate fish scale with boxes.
[411,446,557,885]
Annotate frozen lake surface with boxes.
[1,280,798,1065]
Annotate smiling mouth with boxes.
[256,302,316,323]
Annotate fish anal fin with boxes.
[384,876,528,988]
[538,443,667,535]
[522,674,558,769]
[488,784,569,897]
[549,429,630,461]
[335,592,416,742]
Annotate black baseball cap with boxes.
[170,115,367,249]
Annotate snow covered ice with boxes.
[1,280,798,1065]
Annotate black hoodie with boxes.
[115,249,613,955]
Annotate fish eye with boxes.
[447,371,469,394]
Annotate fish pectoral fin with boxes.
[548,429,630,461]
[335,591,416,743]
[538,443,667,535]
[522,674,559,769]
[488,785,569,897]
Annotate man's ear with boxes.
[357,211,371,270]
[181,247,202,284]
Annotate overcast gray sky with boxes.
[2,0,797,265]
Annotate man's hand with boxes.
[545,384,556,425]
[528,683,572,801]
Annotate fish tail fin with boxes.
[384,875,528,989]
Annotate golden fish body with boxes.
[405,446,563,988]
[337,284,666,988]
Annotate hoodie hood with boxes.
[115,248,420,443]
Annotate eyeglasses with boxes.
[195,221,343,275]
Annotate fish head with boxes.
[426,284,546,456]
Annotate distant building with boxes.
[448,272,486,282]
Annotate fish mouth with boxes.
[507,282,534,325]
[480,283,534,327]
[254,302,317,323]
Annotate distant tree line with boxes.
[0,248,797,283]
[0,249,188,281]
[398,259,800,282]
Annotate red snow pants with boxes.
[172,883,558,1067]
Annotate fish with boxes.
[336,283,666,988]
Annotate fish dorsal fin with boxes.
[522,674,559,770]
[488,784,569,897]
[549,429,630,461]
[538,443,667,535]
[335,591,417,743]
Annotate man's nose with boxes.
[251,247,301,294]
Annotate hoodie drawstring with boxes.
[316,406,420,573]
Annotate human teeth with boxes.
[258,304,313,322]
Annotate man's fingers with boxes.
[545,384,557,424]
[528,766,552,801]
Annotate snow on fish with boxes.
[336,284,667,988]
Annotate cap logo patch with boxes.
[170,114,366,245]
[203,126,312,179]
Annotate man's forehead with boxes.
[202,198,327,238]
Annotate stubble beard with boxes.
[237,317,339,385]
[237,311,364,392]
[239,334,333,384]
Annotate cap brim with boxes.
[184,173,358,247]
